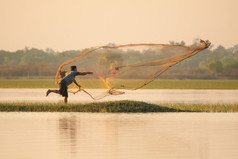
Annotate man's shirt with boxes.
[61,71,80,86]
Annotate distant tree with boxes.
[206,61,223,73]
[180,41,185,46]
[45,48,55,54]
[106,43,116,47]
[1,41,238,79]
[0,51,6,64]
[223,60,238,69]
[99,52,122,67]
[169,41,185,46]
[234,51,238,61]
[212,45,229,61]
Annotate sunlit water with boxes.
[0,112,237,159]
[0,89,238,104]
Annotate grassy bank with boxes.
[0,101,238,112]
[0,79,238,89]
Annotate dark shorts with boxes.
[59,81,68,97]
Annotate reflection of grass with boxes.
[0,100,238,112]
[0,79,238,89]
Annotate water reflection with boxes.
[55,113,238,159]
[0,112,238,159]
[58,115,77,154]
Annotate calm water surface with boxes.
[0,112,237,159]
[0,89,238,104]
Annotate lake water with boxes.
[0,88,238,104]
[0,112,238,159]
[1,90,238,159]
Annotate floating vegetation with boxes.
[0,101,237,113]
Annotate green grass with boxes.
[163,103,238,112]
[0,79,238,89]
[0,79,56,88]
[0,101,238,112]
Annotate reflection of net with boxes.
[56,40,211,100]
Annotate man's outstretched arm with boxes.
[78,72,93,75]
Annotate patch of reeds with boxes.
[0,101,238,112]
[163,103,238,112]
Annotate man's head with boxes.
[71,65,77,71]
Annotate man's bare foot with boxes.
[46,89,51,96]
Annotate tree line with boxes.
[0,42,238,79]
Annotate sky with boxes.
[1,0,238,51]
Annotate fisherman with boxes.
[46,65,92,103]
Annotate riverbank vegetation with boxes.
[1,41,238,79]
[0,101,237,112]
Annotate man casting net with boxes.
[54,39,211,100]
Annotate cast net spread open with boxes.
[56,40,211,100]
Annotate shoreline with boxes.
[0,79,238,89]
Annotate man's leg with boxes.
[46,89,60,96]
[63,96,68,103]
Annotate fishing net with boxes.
[56,40,211,100]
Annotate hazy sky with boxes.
[1,0,238,51]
